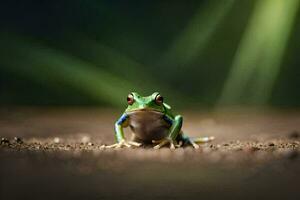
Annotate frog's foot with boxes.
[103,140,142,149]
[176,141,184,148]
[185,138,200,149]
[152,138,177,149]
[193,136,215,143]
[185,136,215,149]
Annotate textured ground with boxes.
[0,107,300,200]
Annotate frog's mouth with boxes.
[126,108,163,114]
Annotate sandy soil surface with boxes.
[0,107,300,200]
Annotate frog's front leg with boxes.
[153,115,182,149]
[105,114,141,149]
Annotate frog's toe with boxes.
[153,142,166,149]
[128,141,142,147]
[119,142,131,148]
[153,140,169,149]
[175,141,183,148]
[190,141,200,149]
[170,142,176,149]
[153,139,177,149]
[186,136,215,149]
[104,143,120,149]
[103,140,139,149]
[185,138,200,149]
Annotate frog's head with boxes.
[125,92,165,113]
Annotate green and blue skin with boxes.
[107,92,213,149]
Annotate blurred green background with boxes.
[0,0,300,108]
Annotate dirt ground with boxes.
[0,107,300,200]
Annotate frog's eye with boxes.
[155,94,163,105]
[127,93,134,105]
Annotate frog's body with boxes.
[106,92,214,149]
[127,109,170,142]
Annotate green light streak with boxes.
[0,36,141,106]
[161,0,235,67]
[218,0,299,105]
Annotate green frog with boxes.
[105,92,214,149]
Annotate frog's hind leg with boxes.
[179,133,214,149]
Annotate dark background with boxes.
[0,0,300,108]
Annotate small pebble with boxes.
[14,137,23,144]
[81,136,91,143]
[54,137,60,143]
[268,143,275,146]
[250,147,260,151]
[88,142,94,146]
[1,137,10,144]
